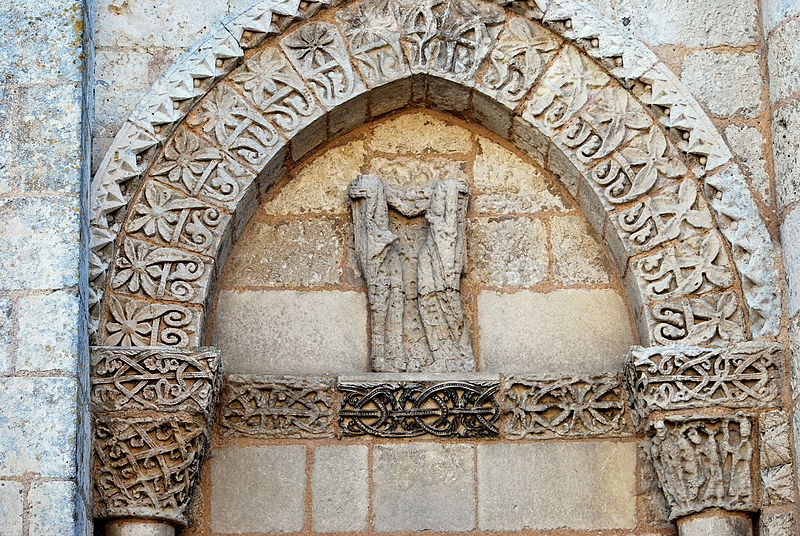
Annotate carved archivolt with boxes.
[89,0,781,349]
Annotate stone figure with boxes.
[349,173,474,372]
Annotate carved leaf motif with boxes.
[282,21,360,106]
[102,294,197,347]
[650,291,745,346]
[337,0,407,86]
[111,238,208,303]
[484,17,559,104]
[231,47,317,132]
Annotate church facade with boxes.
[1,1,800,535]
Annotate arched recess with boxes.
[88,0,782,350]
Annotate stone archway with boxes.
[87,1,788,535]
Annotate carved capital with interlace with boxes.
[90,346,223,527]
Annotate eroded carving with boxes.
[221,376,335,438]
[339,377,500,438]
[350,173,474,372]
[91,347,222,526]
[625,342,783,423]
[395,0,504,78]
[648,291,745,346]
[759,410,795,506]
[504,374,629,439]
[647,415,755,520]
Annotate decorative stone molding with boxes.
[89,0,782,347]
[646,414,756,520]
[503,373,630,439]
[624,342,783,425]
[338,375,500,438]
[220,375,336,438]
[91,347,222,526]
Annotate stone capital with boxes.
[90,346,222,527]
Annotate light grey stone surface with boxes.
[550,215,612,285]
[0,377,77,476]
[312,446,368,533]
[681,51,764,118]
[0,85,14,194]
[615,0,759,46]
[791,315,800,397]
[213,290,368,374]
[0,196,80,290]
[677,512,753,536]
[769,17,800,103]
[221,219,346,287]
[211,445,307,534]
[762,0,800,32]
[28,480,77,536]
[478,289,633,373]
[373,443,475,532]
[17,291,79,373]
[724,123,771,204]
[477,441,637,530]
[760,512,795,536]
[0,480,23,534]
[773,99,800,210]
[105,521,175,536]
[0,297,12,374]
[467,217,549,287]
[781,207,800,316]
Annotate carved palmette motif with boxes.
[647,415,755,520]
[759,410,796,506]
[648,291,745,346]
[99,294,201,347]
[337,0,409,87]
[91,346,222,525]
[483,16,559,105]
[221,376,335,438]
[394,0,504,78]
[339,379,500,438]
[503,374,629,439]
[282,21,363,106]
[625,342,783,424]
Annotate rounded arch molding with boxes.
[89,0,782,349]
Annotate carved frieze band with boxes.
[339,377,500,438]
[91,346,222,526]
[647,414,756,520]
[624,341,783,425]
[216,373,640,440]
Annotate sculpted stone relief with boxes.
[349,173,474,372]
[88,0,781,348]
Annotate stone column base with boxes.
[105,520,175,536]
[677,510,753,536]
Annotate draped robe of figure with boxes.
[349,173,474,372]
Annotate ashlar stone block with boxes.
[477,441,637,530]
[0,196,80,290]
[0,480,23,534]
[773,98,800,211]
[17,290,79,373]
[724,124,771,204]
[312,445,368,533]
[28,480,77,536]
[781,207,800,316]
[211,445,307,534]
[769,17,800,103]
[373,443,475,532]
[0,297,12,375]
[370,112,472,154]
[681,51,764,118]
[0,377,77,477]
[550,214,612,285]
[212,290,368,375]
[221,219,346,288]
[478,289,633,374]
[467,217,549,287]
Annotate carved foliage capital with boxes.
[91,346,222,526]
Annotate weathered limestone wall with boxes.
[0,1,93,535]
[764,0,800,533]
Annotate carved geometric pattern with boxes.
[99,294,201,347]
[92,346,221,414]
[625,342,783,424]
[647,414,756,520]
[339,378,500,438]
[91,346,222,525]
[759,410,795,507]
[503,374,629,439]
[648,291,745,346]
[93,414,209,525]
[220,376,336,438]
